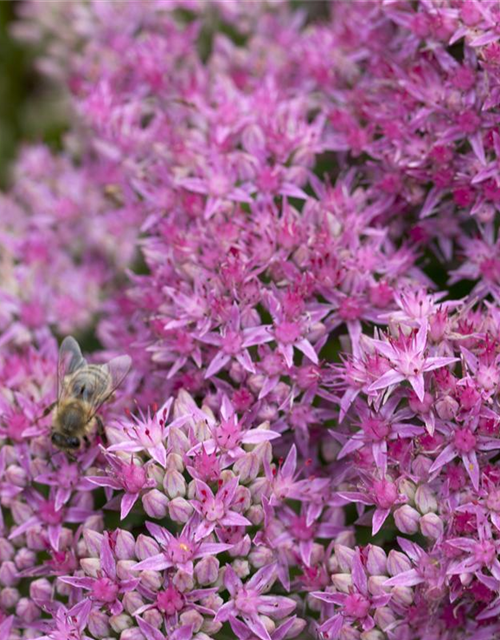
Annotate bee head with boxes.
[51,432,80,450]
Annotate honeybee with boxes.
[50,336,131,452]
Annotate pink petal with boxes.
[372,508,390,536]
[368,369,405,393]
[120,492,139,520]
[295,339,318,364]
[204,352,231,379]
[429,444,457,474]
[384,569,423,587]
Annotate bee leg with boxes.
[83,435,90,448]
[37,402,56,422]
[96,416,106,444]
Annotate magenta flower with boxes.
[132,515,233,574]
[216,564,296,640]
[196,304,273,378]
[35,601,91,640]
[337,477,407,535]
[368,320,458,401]
[87,452,156,519]
[192,476,251,541]
[188,395,280,463]
[59,532,139,616]
[429,415,500,491]
[107,398,177,467]
[135,619,194,640]
[9,488,93,551]
[312,549,391,640]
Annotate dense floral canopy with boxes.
[1,1,500,639]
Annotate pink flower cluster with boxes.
[1,1,500,639]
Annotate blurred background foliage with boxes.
[0,0,67,189]
[0,0,329,189]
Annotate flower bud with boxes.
[88,610,110,638]
[412,455,433,479]
[310,543,325,567]
[435,395,459,420]
[420,513,443,540]
[0,540,14,562]
[123,591,144,615]
[148,463,164,486]
[16,598,39,623]
[84,515,104,532]
[142,489,169,519]
[0,562,18,587]
[117,560,137,581]
[229,534,251,557]
[374,606,396,630]
[25,528,46,551]
[165,453,184,472]
[180,609,204,632]
[5,466,27,487]
[391,586,414,606]
[143,609,162,628]
[115,530,136,560]
[14,549,36,570]
[232,559,250,579]
[366,546,387,576]
[414,485,437,514]
[173,569,194,592]
[110,614,133,633]
[120,629,145,640]
[29,579,52,603]
[361,631,385,640]
[335,530,356,548]
[135,535,160,561]
[249,547,274,568]
[368,576,389,596]
[233,454,260,483]
[398,478,416,502]
[394,505,420,534]
[0,587,19,608]
[246,505,264,525]
[283,616,307,638]
[168,497,193,523]
[334,545,355,572]
[195,556,219,585]
[80,558,101,578]
[140,570,162,591]
[202,620,223,635]
[233,486,251,512]
[163,469,186,499]
[83,530,104,557]
[11,502,32,527]
[331,573,352,593]
[387,551,412,576]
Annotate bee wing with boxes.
[86,354,132,417]
[58,336,87,401]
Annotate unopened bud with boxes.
[366,546,387,576]
[195,556,219,585]
[88,610,110,638]
[394,505,420,534]
[142,490,169,519]
[115,530,136,560]
[163,469,186,499]
[420,513,443,540]
[387,551,412,576]
[331,573,352,593]
[110,614,133,633]
[415,485,437,514]
[168,498,193,523]
[135,534,160,561]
